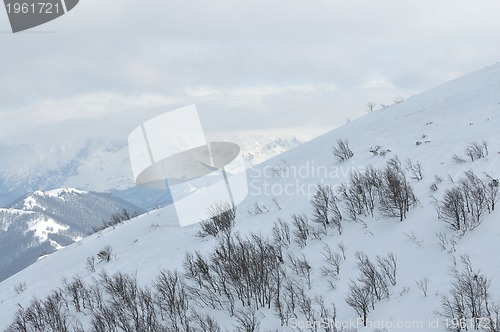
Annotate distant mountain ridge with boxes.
[0,135,307,208]
[0,188,143,282]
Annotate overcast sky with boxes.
[1,0,500,144]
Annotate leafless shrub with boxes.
[435,232,457,252]
[452,154,467,164]
[311,184,343,234]
[291,214,310,248]
[355,252,389,302]
[465,140,488,161]
[234,307,261,332]
[416,278,429,297]
[154,270,190,330]
[332,139,354,162]
[63,276,88,314]
[338,166,381,221]
[321,244,343,289]
[97,245,113,263]
[345,280,372,327]
[377,253,397,286]
[485,173,499,212]
[86,256,96,273]
[272,197,282,210]
[287,253,312,289]
[272,218,291,248]
[92,209,139,232]
[191,310,221,332]
[441,255,492,331]
[14,282,27,294]
[321,244,343,276]
[7,290,72,332]
[370,145,382,155]
[198,201,236,237]
[378,157,418,221]
[310,224,327,240]
[406,159,424,181]
[404,231,423,248]
[440,171,491,233]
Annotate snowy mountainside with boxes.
[0,64,500,331]
[0,135,307,209]
[0,189,143,282]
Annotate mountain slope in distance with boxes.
[0,188,143,282]
[0,64,499,330]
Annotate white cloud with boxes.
[1,0,500,143]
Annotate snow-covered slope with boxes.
[0,189,143,282]
[0,64,499,331]
[0,135,307,209]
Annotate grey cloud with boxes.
[1,0,500,143]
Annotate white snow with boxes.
[44,188,87,199]
[26,217,69,242]
[0,63,500,331]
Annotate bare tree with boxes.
[377,253,397,286]
[405,159,424,181]
[287,253,313,289]
[234,307,261,332]
[345,281,372,327]
[485,173,499,212]
[355,252,389,302]
[321,244,343,277]
[272,218,291,248]
[311,184,343,234]
[441,255,492,331]
[154,270,190,330]
[191,310,221,332]
[378,157,418,221]
[291,214,310,248]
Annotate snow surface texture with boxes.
[0,63,499,331]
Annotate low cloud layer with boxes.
[1,0,500,143]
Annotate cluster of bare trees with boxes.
[378,157,419,221]
[441,255,500,332]
[439,171,499,233]
[184,232,281,315]
[339,157,418,222]
[345,252,397,326]
[92,209,139,233]
[9,224,284,331]
[339,166,380,220]
[7,221,348,332]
